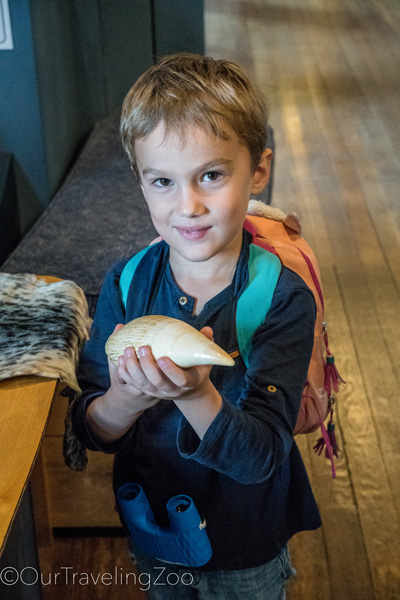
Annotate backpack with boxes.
[244,201,344,477]
[119,200,344,476]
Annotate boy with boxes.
[73,53,321,599]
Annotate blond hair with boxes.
[120,53,268,175]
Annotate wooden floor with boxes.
[40,532,146,600]
[41,1,400,599]
[206,0,400,598]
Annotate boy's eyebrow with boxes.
[141,158,234,177]
[142,167,167,177]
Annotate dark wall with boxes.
[0,0,204,261]
[0,154,19,265]
[0,0,49,235]
[30,0,155,200]
[153,0,204,57]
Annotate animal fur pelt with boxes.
[0,273,91,390]
[0,273,92,471]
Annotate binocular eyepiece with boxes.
[117,483,212,567]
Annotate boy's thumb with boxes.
[200,326,214,341]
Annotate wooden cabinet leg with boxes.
[30,448,53,573]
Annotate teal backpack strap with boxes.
[120,242,280,366]
[236,245,281,367]
[119,246,152,309]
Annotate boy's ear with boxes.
[250,148,273,195]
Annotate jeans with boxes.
[132,545,295,600]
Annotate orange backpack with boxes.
[245,200,344,476]
[120,200,344,476]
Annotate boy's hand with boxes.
[114,325,214,402]
[114,324,222,440]
[87,325,221,444]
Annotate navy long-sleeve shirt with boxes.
[73,229,321,570]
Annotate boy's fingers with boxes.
[200,326,214,341]
[107,356,126,385]
[122,347,149,385]
[138,347,174,389]
[123,346,171,394]
[113,323,124,333]
[157,357,194,388]
[107,357,116,372]
[109,349,142,386]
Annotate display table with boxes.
[0,376,58,555]
[0,376,58,600]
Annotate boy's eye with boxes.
[203,171,222,182]
[153,178,172,187]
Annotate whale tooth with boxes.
[105,315,235,368]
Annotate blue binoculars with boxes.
[117,483,213,567]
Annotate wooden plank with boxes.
[327,268,400,598]
[310,0,400,269]
[0,487,43,600]
[286,23,400,557]
[44,385,70,437]
[205,4,255,72]
[281,5,400,594]
[276,102,375,600]
[41,436,119,528]
[30,449,54,578]
[208,9,333,597]
[345,0,400,159]
[0,376,58,555]
[288,526,331,600]
[244,5,364,598]
[245,6,375,599]
[30,450,53,549]
[40,535,146,600]
[249,4,400,597]
[295,0,400,522]
[41,382,119,528]
[193,2,400,598]
[305,264,378,600]
[371,0,400,31]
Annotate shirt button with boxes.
[179,296,188,306]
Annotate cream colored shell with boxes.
[105,315,235,368]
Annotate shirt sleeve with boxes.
[177,272,316,484]
[72,260,135,453]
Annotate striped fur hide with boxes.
[0,273,91,391]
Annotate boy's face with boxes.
[135,122,271,270]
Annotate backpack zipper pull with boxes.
[312,402,339,478]
[323,322,346,395]
[326,403,340,459]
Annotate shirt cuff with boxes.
[176,397,236,466]
[75,392,135,454]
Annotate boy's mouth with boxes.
[175,226,211,241]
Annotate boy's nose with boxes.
[177,187,205,217]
